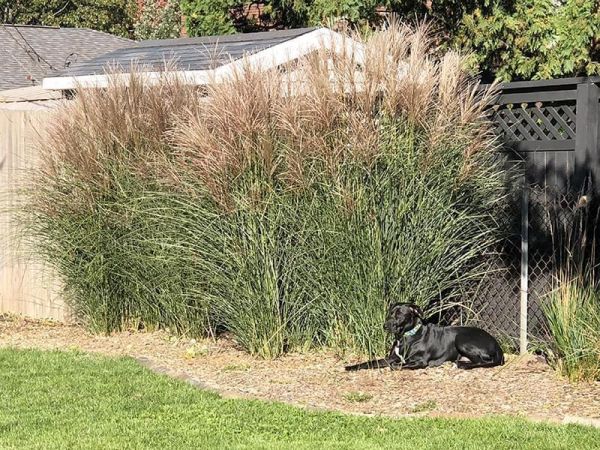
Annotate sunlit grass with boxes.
[1,348,598,450]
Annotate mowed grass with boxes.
[1,349,598,450]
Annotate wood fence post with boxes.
[575,80,600,192]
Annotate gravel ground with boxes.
[1,315,599,424]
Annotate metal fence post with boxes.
[520,181,529,355]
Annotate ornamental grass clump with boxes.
[25,73,211,335]
[25,22,509,358]
[544,201,600,382]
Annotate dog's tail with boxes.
[345,358,391,371]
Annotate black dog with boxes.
[345,302,504,371]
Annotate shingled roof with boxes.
[0,24,133,91]
[57,27,318,77]
[43,27,364,90]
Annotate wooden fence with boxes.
[490,76,600,190]
[474,76,600,353]
[0,109,65,320]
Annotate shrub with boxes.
[25,74,211,335]
[25,22,508,358]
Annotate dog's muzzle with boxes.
[383,320,397,334]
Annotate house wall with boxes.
[0,108,65,321]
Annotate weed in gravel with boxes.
[411,400,437,413]
[344,392,373,403]
[222,364,252,372]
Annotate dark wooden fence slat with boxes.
[527,106,569,140]
[493,76,600,91]
[479,76,600,93]
[575,82,600,188]
[508,140,575,152]
[493,111,520,141]
[496,90,577,105]
[559,104,577,124]
[502,108,535,140]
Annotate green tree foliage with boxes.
[180,0,238,35]
[180,0,599,81]
[4,0,597,81]
[134,0,182,40]
[456,0,600,81]
[307,0,383,26]
[0,0,136,38]
[179,1,494,38]
[180,0,435,36]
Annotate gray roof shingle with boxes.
[54,27,318,78]
[0,24,133,90]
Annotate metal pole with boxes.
[520,182,529,355]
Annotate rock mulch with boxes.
[1,315,599,425]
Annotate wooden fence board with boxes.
[0,109,65,321]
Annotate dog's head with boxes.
[383,302,423,336]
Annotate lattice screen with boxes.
[490,102,576,142]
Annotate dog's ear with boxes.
[388,302,402,313]
[410,304,423,318]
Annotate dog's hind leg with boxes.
[455,350,503,370]
[456,360,502,370]
[345,358,393,371]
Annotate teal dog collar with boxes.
[404,323,422,337]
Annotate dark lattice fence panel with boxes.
[491,92,578,191]
[492,103,576,142]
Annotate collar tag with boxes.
[403,323,422,337]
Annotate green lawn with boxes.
[0,349,598,449]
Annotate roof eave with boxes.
[42,28,364,90]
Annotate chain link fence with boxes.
[466,184,585,351]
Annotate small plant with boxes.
[184,345,209,359]
[221,364,251,372]
[411,400,437,413]
[344,391,373,403]
[545,280,600,381]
